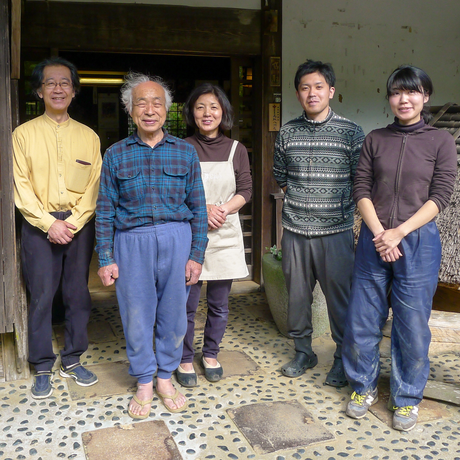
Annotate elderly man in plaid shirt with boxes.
[96,72,207,418]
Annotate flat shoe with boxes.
[325,358,348,387]
[128,394,153,420]
[156,388,188,413]
[176,367,198,387]
[281,351,318,377]
[200,356,223,382]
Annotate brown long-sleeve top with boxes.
[185,132,252,203]
[353,119,457,229]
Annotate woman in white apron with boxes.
[177,83,252,386]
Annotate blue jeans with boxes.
[114,222,191,383]
[343,222,441,407]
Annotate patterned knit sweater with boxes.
[273,109,365,237]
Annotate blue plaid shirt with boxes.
[95,130,208,267]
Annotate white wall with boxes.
[283,0,460,134]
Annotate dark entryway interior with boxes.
[20,50,256,277]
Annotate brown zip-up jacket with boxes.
[353,119,457,229]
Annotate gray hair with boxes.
[120,71,173,113]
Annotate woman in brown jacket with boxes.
[342,65,457,431]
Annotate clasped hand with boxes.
[47,219,77,244]
[373,228,404,262]
[207,204,228,231]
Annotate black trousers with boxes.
[21,214,95,372]
[281,228,354,359]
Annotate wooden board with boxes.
[22,3,261,56]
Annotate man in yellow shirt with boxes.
[13,57,102,399]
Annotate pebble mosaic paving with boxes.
[1,290,460,460]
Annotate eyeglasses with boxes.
[42,81,72,90]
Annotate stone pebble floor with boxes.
[1,292,460,460]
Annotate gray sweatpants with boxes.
[281,229,354,359]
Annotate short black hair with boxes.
[30,57,80,98]
[294,60,336,90]
[183,83,234,131]
[386,65,433,123]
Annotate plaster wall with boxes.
[282,0,460,134]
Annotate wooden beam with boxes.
[254,0,282,285]
[22,3,261,56]
[0,0,18,334]
[11,0,20,79]
[0,0,28,381]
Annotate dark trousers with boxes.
[21,214,94,372]
[182,279,233,362]
[343,222,441,407]
[281,229,354,359]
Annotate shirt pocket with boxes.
[66,160,93,194]
[163,165,188,206]
[116,168,143,201]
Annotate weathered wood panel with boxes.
[22,3,261,56]
[1,0,29,382]
[0,0,18,334]
[11,0,21,79]
[254,0,282,284]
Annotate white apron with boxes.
[200,140,249,281]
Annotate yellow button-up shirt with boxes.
[12,113,102,233]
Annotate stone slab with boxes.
[82,421,182,460]
[424,380,460,405]
[53,320,117,348]
[67,361,136,401]
[227,400,334,454]
[194,350,260,380]
[369,377,449,427]
[383,310,460,343]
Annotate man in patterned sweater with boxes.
[273,60,364,387]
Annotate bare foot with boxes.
[156,377,187,411]
[180,362,194,372]
[129,381,153,417]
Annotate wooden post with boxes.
[253,0,282,284]
[0,0,29,380]
[11,0,21,79]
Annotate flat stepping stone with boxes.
[193,350,260,381]
[66,361,136,401]
[228,400,334,454]
[424,380,460,405]
[369,377,449,427]
[383,310,460,343]
[53,320,117,347]
[82,421,182,460]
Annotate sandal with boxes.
[325,358,348,387]
[128,394,153,420]
[156,388,188,413]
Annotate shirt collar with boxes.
[126,129,176,147]
[43,112,71,128]
[301,107,334,125]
